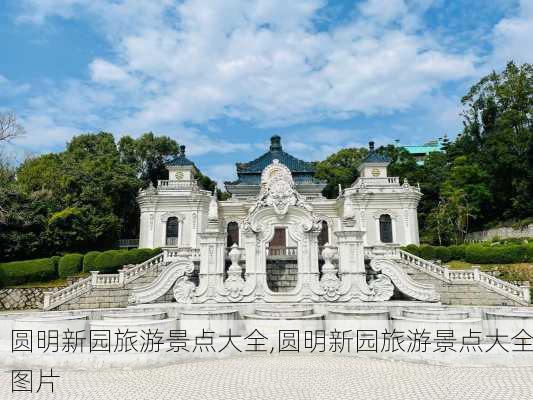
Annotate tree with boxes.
[453,61,533,224]
[315,148,369,198]
[0,111,25,142]
[118,132,179,187]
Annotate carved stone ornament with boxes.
[173,276,196,303]
[368,274,394,301]
[208,194,219,221]
[343,195,356,226]
[247,160,312,219]
[223,244,245,300]
[319,243,341,301]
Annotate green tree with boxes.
[315,148,368,198]
[118,132,179,187]
[453,61,533,224]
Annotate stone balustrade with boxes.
[398,249,530,305]
[43,253,166,311]
[266,246,298,257]
[164,247,201,260]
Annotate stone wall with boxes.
[403,264,524,306]
[0,287,53,310]
[266,260,298,292]
[466,224,533,241]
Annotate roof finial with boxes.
[270,135,282,151]
[369,141,375,152]
[179,145,186,156]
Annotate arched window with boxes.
[379,214,393,243]
[166,217,179,246]
[318,221,329,247]
[227,221,239,247]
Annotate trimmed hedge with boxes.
[58,253,84,278]
[92,248,162,274]
[0,247,162,287]
[403,243,533,264]
[0,258,58,287]
[83,251,101,273]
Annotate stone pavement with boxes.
[1,355,533,400]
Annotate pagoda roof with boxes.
[236,135,316,174]
[166,145,195,167]
[361,141,391,164]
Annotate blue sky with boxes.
[1,0,532,183]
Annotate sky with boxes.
[0,0,532,184]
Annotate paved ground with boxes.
[2,355,533,399]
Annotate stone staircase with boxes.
[397,249,530,306]
[43,247,531,310]
[43,253,167,310]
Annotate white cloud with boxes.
[0,74,31,98]
[15,0,478,131]
[89,59,131,84]
[491,0,533,66]
[17,0,526,162]
[359,0,408,24]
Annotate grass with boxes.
[6,272,89,289]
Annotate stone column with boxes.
[334,229,371,299]
[196,223,226,302]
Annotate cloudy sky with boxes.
[1,0,532,183]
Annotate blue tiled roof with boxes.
[361,141,391,163]
[166,145,195,167]
[236,135,316,174]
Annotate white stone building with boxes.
[138,136,422,251]
[42,136,530,310]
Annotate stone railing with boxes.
[164,247,201,260]
[43,252,166,310]
[364,245,401,260]
[117,238,139,248]
[266,246,298,257]
[358,177,399,186]
[157,180,199,191]
[398,249,530,305]
[122,252,165,283]
[43,276,92,310]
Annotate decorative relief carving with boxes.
[222,244,245,301]
[208,195,219,221]
[319,244,341,301]
[368,274,394,301]
[160,212,185,222]
[369,259,439,302]
[246,160,313,219]
[173,276,195,303]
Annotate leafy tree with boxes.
[452,61,533,224]
[118,132,179,187]
[315,148,368,198]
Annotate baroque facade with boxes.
[135,136,435,304]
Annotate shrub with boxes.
[419,245,437,261]
[58,253,84,278]
[50,255,61,270]
[465,244,528,264]
[433,246,452,262]
[448,245,466,261]
[526,243,533,263]
[0,258,57,287]
[83,251,101,273]
[94,251,121,273]
[403,244,420,257]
